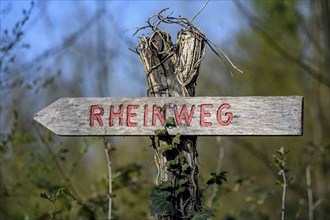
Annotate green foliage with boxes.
[181,163,189,172]
[150,194,175,216]
[190,210,214,220]
[0,110,35,149]
[159,144,173,155]
[150,181,175,216]
[273,147,295,186]
[155,129,168,137]
[40,187,96,220]
[0,1,34,53]
[172,133,181,145]
[206,171,227,185]
[273,147,290,174]
[113,163,142,191]
[165,116,176,128]
[150,132,189,216]
[178,178,188,186]
[165,159,178,171]
[151,129,228,218]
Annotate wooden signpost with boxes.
[32,10,306,219]
[34,96,303,136]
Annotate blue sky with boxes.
[1,1,246,99]
[1,1,244,60]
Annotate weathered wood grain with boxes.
[34,96,303,136]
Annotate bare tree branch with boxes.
[1,8,104,90]
[190,0,209,23]
[234,1,330,87]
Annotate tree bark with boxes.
[138,28,205,219]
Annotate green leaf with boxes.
[191,211,214,220]
[150,195,175,216]
[172,133,181,145]
[207,171,227,185]
[215,177,223,185]
[40,193,55,203]
[151,181,173,200]
[40,193,49,200]
[206,178,215,185]
[155,129,167,137]
[182,163,189,172]
[276,147,289,156]
[157,181,174,190]
[55,188,66,199]
[215,171,227,185]
[165,117,176,128]
[79,146,88,154]
[177,153,185,162]
[159,144,173,155]
[152,190,172,199]
[178,178,188,186]
[165,160,176,169]
[175,187,186,195]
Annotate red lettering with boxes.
[109,105,123,126]
[144,105,148,126]
[90,105,104,127]
[127,105,139,127]
[152,105,166,126]
[174,105,195,126]
[217,103,233,126]
[200,104,213,127]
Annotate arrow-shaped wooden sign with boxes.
[34,96,303,136]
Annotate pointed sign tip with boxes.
[33,111,43,123]
[33,112,60,136]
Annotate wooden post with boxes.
[138,27,205,219]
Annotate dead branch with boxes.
[134,8,242,78]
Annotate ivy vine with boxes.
[150,117,227,219]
